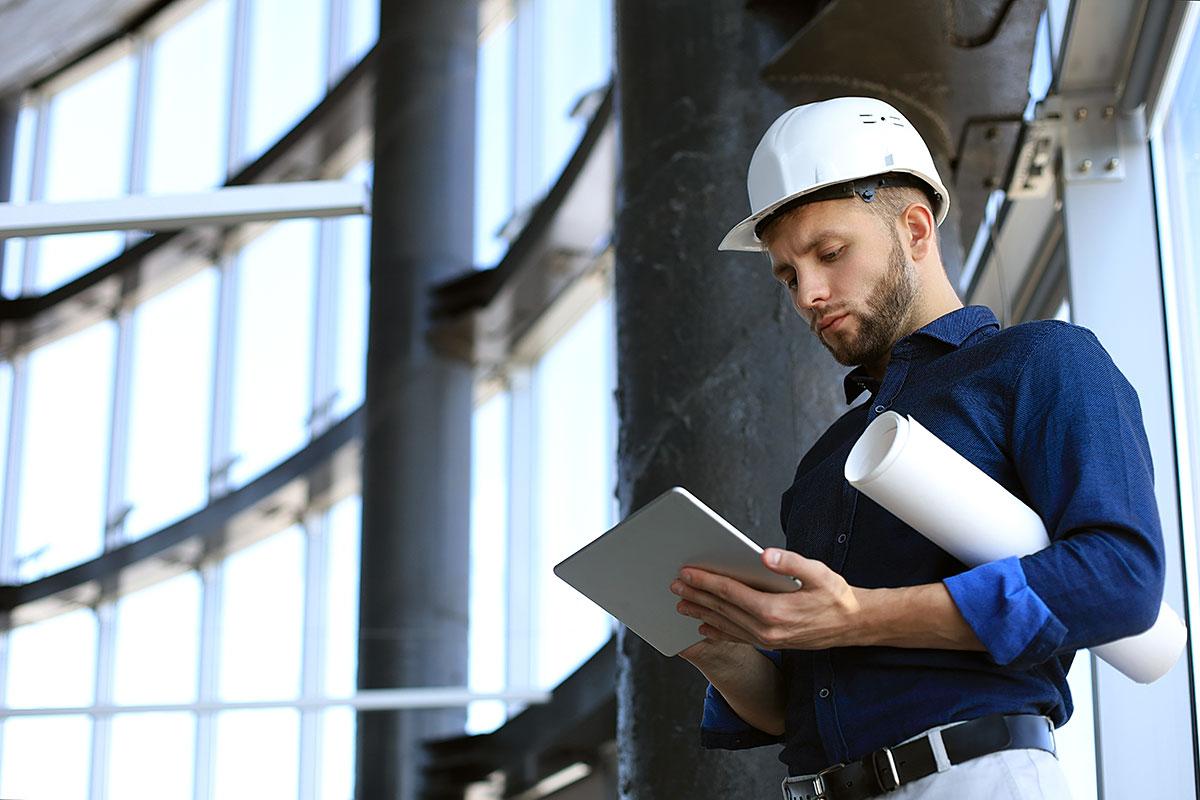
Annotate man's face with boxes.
[763,198,919,369]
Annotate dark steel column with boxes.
[356,1,476,798]
[614,2,844,797]
[0,94,19,286]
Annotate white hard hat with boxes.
[718,96,950,252]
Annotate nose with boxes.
[783,266,829,323]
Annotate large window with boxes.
[123,269,218,541]
[466,0,617,739]
[0,0,376,797]
[466,290,618,735]
[14,322,115,580]
[1154,10,1200,730]
[472,0,613,267]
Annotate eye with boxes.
[820,246,845,263]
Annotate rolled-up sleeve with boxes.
[699,648,785,750]
[943,323,1165,669]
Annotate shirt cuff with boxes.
[943,556,1068,668]
[698,648,785,750]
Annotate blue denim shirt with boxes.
[699,304,1165,776]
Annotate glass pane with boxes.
[37,53,135,289]
[124,269,217,540]
[6,609,97,707]
[212,709,299,797]
[113,572,202,704]
[229,220,316,487]
[0,715,91,798]
[37,232,126,291]
[219,527,304,700]
[532,0,611,196]
[344,0,379,69]
[2,104,35,297]
[474,16,515,267]
[242,0,326,164]
[108,712,196,800]
[325,495,361,696]
[43,56,134,202]
[16,322,115,580]
[5,103,34,204]
[468,389,509,733]
[144,0,232,194]
[1158,17,1200,741]
[321,707,356,800]
[1057,655,1098,800]
[532,296,615,688]
[0,364,11,541]
[332,161,371,420]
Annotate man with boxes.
[668,96,1165,799]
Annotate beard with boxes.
[819,231,919,368]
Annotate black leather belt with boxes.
[782,714,1056,800]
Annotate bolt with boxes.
[1075,107,1089,122]
[1079,159,1093,173]
[1103,105,1115,120]
[1106,157,1120,172]
[985,126,999,141]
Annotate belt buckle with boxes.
[871,746,900,792]
[811,762,846,799]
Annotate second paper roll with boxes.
[844,410,1184,684]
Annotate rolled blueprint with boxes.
[844,411,1186,684]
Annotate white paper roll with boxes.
[845,411,1186,684]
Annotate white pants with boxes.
[782,719,1073,800]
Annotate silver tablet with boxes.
[553,486,801,657]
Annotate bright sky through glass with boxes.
[16,321,115,580]
[0,0,628,794]
[124,268,218,541]
[228,219,317,488]
[144,0,232,194]
[37,53,134,290]
[468,389,510,733]
[243,0,325,164]
[532,296,616,689]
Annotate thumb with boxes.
[762,547,822,586]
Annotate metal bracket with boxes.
[1006,116,1059,198]
[1055,93,1127,183]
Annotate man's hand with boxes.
[670,547,988,653]
[671,548,865,650]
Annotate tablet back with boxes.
[553,486,799,657]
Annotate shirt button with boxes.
[874,404,886,413]
[837,534,847,544]
[818,688,830,698]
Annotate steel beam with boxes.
[0,180,371,238]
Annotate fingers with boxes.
[676,598,759,645]
[672,577,772,642]
[677,568,772,617]
[762,548,825,587]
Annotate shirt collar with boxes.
[842,305,1000,404]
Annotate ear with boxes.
[900,202,936,262]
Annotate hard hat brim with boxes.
[717,171,949,253]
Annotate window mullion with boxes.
[505,364,536,712]
[298,513,330,800]
[224,0,252,176]
[102,310,135,550]
[207,254,239,499]
[21,92,50,291]
[0,353,29,582]
[309,217,340,437]
[192,563,223,800]
[88,602,116,800]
